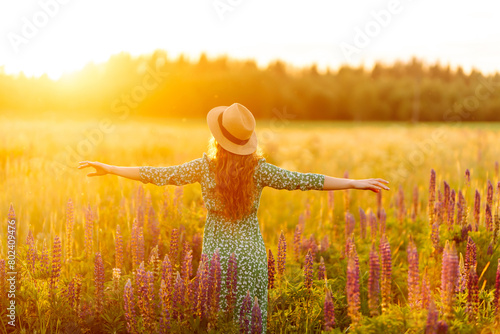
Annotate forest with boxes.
[1,50,499,122]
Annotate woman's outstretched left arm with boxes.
[78,161,141,181]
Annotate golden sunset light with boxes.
[1,1,500,333]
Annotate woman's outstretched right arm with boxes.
[78,161,141,181]
[323,176,390,192]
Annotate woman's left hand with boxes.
[78,161,112,177]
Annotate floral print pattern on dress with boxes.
[139,153,325,333]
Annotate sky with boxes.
[0,0,499,79]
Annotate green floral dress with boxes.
[139,153,325,333]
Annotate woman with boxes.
[78,103,389,332]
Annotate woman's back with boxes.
[139,152,325,220]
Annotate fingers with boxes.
[373,179,390,190]
[356,178,390,192]
[78,161,92,169]
[87,172,98,177]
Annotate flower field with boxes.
[1,118,500,333]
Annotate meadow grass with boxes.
[1,118,499,333]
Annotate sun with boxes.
[1,52,111,80]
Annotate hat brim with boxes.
[207,106,258,155]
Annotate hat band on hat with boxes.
[218,113,251,146]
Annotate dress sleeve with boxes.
[139,156,204,186]
[256,159,325,191]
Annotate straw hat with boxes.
[207,103,258,155]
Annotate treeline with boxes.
[1,50,499,121]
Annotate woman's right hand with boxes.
[78,161,112,177]
[352,178,390,193]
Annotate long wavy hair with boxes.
[207,137,264,221]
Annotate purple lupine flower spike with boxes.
[143,271,155,331]
[66,274,83,313]
[123,279,137,334]
[425,300,438,334]
[147,245,160,281]
[197,253,210,319]
[407,237,420,310]
[50,235,62,298]
[208,249,222,320]
[431,221,440,253]
[368,243,380,316]
[159,279,171,334]
[467,267,479,321]
[437,320,448,334]
[380,235,392,312]
[240,290,252,333]
[474,190,481,231]
[346,254,360,325]
[188,270,200,315]
[172,271,185,321]
[497,181,500,207]
[170,228,179,269]
[323,289,335,331]
[304,249,314,290]
[494,258,500,317]
[94,252,105,317]
[161,254,174,291]
[486,204,493,232]
[465,237,477,286]
[135,262,147,321]
[277,231,287,277]
[441,241,459,319]
[181,249,193,284]
[267,249,275,290]
[487,180,494,209]
[227,252,238,318]
[251,296,263,334]
[421,269,431,310]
